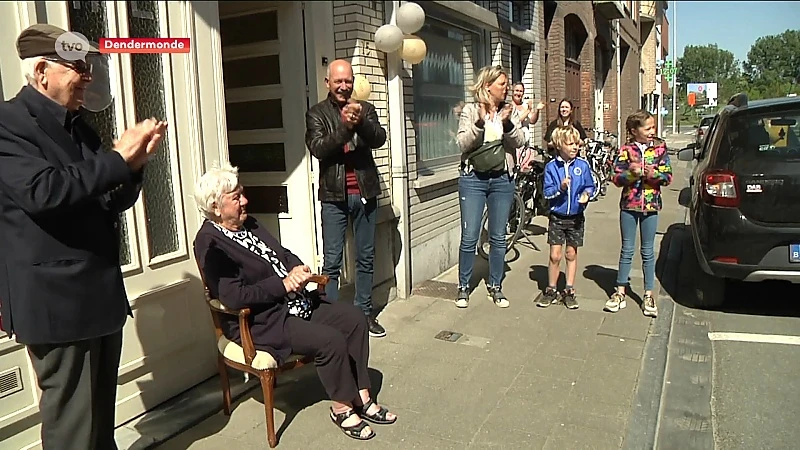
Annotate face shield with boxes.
[81,54,115,113]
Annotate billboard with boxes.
[687,82,718,107]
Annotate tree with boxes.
[677,44,741,85]
[744,30,800,99]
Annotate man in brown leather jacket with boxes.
[305,59,388,337]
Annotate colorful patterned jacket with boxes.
[611,138,673,212]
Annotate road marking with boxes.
[708,332,800,346]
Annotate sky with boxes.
[672,0,800,63]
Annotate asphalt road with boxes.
[707,280,800,450]
[655,143,800,450]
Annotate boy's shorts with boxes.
[547,212,585,247]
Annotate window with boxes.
[67,1,132,265]
[412,18,486,167]
[511,44,523,85]
[511,1,526,27]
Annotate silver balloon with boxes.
[396,2,425,35]
[374,24,404,53]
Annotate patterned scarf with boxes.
[212,222,313,320]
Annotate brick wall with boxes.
[544,2,596,131]
[332,1,392,207]
[641,24,657,94]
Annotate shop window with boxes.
[412,18,486,168]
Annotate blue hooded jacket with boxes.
[543,156,596,216]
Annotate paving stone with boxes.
[522,353,587,381]
[543,423,624,450]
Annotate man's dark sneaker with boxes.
[562,289,579,310]
[487,286,510,308]
[536,287,559,308]
[455,287,469,308]
[367,317,386,338]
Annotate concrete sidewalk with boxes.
[153,161,689,450]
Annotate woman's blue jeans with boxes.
[458,170,515,289]
[616,210,659,291]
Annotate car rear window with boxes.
[727,108,800,158]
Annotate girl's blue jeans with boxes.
[616,210,659,292]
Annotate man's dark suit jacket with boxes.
[0,85,143,345]
[194,217,320,366]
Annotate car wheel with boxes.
[679,231,726,309]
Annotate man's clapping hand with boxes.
[282,265,313,293]
[113,118,168,171]
[341,99,363,129]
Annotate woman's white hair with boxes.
[193,162,240,220]
[21,57,47,84]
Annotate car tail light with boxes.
[713,256,739,264]
[702,170,740,207]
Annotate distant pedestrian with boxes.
[536,125,595,310]
[606,110,673,317]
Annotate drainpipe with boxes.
[616,20,622,140]
[386,0,412,299]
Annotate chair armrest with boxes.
[237,308,257,365]
[309,274,329,288]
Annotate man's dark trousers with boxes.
[321,194,377,317]
[27,330,123,450]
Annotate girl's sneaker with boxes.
[604,291,627,313]
[455,287,469,308]
[642,293,658,317]
[488,286,510,308]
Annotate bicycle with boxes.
[477,146,548,260]
[585,129,619,201]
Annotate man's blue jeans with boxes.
[458,170,515,289]
[321,194,377,316]
[616,210,659,291]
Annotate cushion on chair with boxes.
[217,335,279,370]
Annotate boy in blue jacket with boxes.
[536,125,595,309]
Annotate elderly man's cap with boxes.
[16,23,100,59]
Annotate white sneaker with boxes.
[604,292,627,313]
[642,294,658,317]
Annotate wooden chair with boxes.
[201,274,328,448]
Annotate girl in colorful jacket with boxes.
[605,110,673,317]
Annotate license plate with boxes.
[791,244,800,263]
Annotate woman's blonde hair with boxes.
[470,65,508,106]
[550,125,581,151]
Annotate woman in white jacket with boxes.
[454,65,526,309]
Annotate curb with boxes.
[622,224,682,450]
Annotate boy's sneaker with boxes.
[536,287,559,308]
[561,289,579,309]
[642,294,658,317]
[455,287,470,308]
[604,292,627,313]
[488,286,510,308]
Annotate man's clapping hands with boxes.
[341,99,363,129]
[113,118,168,171]
[283,265,313,293]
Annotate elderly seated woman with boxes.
[192,163,396,441]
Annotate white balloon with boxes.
[396,2,425,35]
[401,35,427,65]
[374,24,403,53]
[351,74,372,101]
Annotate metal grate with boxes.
[0,367,23,399]
[411,280,460,300]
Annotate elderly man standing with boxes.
[305,59,388,338]
[0,24,166,450]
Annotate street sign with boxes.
[663,60,677,82]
